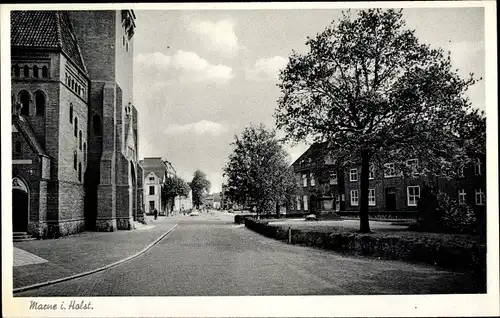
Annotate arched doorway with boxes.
[12,177,29,232]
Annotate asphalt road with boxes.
[17,211,483,296]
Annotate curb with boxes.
[13,224,178,294]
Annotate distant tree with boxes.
[275,9,482,233]
[223,124,297,217]
[161,175,190,213]
[189,170,211,209]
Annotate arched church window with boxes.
[73,151,77,170]
[23,65,29,77]
[93,114,102,135]
[33,65,39,78]
[13,64,20,77]
[15,141,22,154]
[78,162,82,182]
[35,91,45,116]
[74,117,78,137]
[19,91,30,116]
[69,103,73,123]
[79,130,82,150]
[83,143,87,163]
[42,66,48,78]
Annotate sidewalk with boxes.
[13,217,177,290]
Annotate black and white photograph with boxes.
[1,2,498,317]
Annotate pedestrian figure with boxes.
[154,208,158,220]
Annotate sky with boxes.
[132,7,485,194]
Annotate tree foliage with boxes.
[189,170,211,209]
[275,9,483,232]
[223,124,297,216]
[161,175,190,211]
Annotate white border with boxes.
[1,2,498,317]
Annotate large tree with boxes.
[223,124,297,216]
[189,170,211,209]
[275,9,481,232]
[161,175,190,213]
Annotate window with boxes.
[73,151,77,170]
[15,141,21,154]
[350,190,359,206]
[149,201,155,210]
[149,176,155,181]
[475,189,485,206]
[78,162,82,182]
[23,65,29,77]
[33,65,39,77]
[42,66,48,78]
[369,166,375,180]
[149,186,155,195]
[71,79,75,90]
[93,114,102,135]
[384,163,396,178]
[126,42,129,52]
[74,117,78,137]
[407,186,420,206]
[83,143,87,163]
[406,159,419,175]
[458,189,467,205]
[368,189,376,206]
[303,195,308,211]
[19,90,30,116]
[79,130,82,150]
[350,168,358,182]
[123,36,125,46]
[13,64,20,77]
[35,91,45,116]
[302,174,307,187]
[310,173,315,186]
[69,103,73,123]
[474,158,482,176]
[296,196,301,210]
[329,172,337,185]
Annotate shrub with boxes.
[417,187,479,235]
[436,192,477,234]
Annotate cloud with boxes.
[164,120,229,136]
[135,50,233,84]
[246,56,288,81]
[187,19,241,58]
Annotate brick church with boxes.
[11,10,143,239]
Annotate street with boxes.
[16,211,481,296]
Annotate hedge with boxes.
[243,218,485,273]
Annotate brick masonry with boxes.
[291,144,486,217]
[11,10,140,238]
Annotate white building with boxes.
[139,157,171,214]
[144,170,164,214]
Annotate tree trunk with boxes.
[359,149,371,233]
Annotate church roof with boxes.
[12,115,47,156]
[11,10,87,74]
